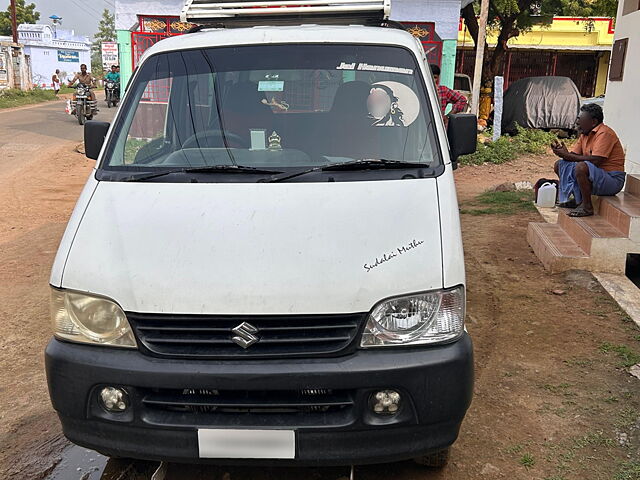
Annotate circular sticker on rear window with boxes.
[367,81,420,127]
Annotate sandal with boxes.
[568,206,594,217]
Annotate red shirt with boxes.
[437,85,467,115]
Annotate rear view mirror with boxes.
[447,114,477,169]
[84,121,110,160]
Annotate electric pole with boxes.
[471,0,490,117]
[10,0,18,44]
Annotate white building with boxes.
[605,0,640,174]
[17,24,91,88]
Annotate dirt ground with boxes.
[0,148,639,480]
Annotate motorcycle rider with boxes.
[68,64,97,114]
[104,64,120,101]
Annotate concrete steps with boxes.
[527,174,640,274]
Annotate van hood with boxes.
[61,179,443,314]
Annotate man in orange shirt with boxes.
[552,103,625,217]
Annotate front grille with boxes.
[127,312,366,359]
[142,388,354,415]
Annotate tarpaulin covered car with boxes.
[502,76,581,133]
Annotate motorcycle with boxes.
[72,83,97,125]
[105,80,120,108]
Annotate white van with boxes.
[46,0,476,469]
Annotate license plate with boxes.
[198,429,296,459]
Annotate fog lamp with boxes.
[99,386,129,412]
[370,389,401,415]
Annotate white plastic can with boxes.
[536,182,557,208]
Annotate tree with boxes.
[0,0,40,36]
[91,9,115,75]
[461,0,618,84]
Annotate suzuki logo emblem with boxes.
[231,322,260,349]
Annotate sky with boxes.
[30,0,115,38]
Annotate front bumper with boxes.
[45,334,473,466]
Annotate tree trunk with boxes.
[461,3,479,46]
[462,4,519,85]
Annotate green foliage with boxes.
[614,461,640,480]
[460,135,518,166]
[598,342,640,368]
[460,190,536,216]
[0,0,40,36]
[459,126,558,166]
[469,0,617,40]
[124,138,149,164]
[0,87,56,108]
[91,9,116,76]
[519,452,535,469]
[560,0,618,18]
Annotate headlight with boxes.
[50,288,136,348]
[361,286,465,347]
[76,87,86,95]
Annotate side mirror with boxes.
[447,113,477,169]
[84,121,110,160]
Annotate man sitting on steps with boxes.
[551,103,625,217]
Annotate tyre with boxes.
[413,448,450,468]
[77,104,85,125]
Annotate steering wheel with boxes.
[182,130,248,149]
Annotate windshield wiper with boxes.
[123,165,283,182]
[267,159,431,183]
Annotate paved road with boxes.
[0,99,117,175]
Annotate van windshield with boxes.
[100,44,441,181]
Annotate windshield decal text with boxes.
[337,62,413,75]
[363,239,425,273]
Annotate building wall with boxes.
[115,0,184,30]
[605,7,640,173]
[458,16,614,50]
[18,24,91,88]
[595,51,609,96]
[0,44,17,89]
[392,0,462,88]
[117,30,133,89]
[25,45,91,87]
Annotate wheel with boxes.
[107,100,111,108]
[77,104,85,125]
[414,448,450,468]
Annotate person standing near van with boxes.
[552,103,625,217]
[52,69,61,95]
[429,64,467,118]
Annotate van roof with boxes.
[139,25,423,64]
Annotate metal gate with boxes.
[456,49,598,96]
[131,15,194,68]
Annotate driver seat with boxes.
[219,81,275,145]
